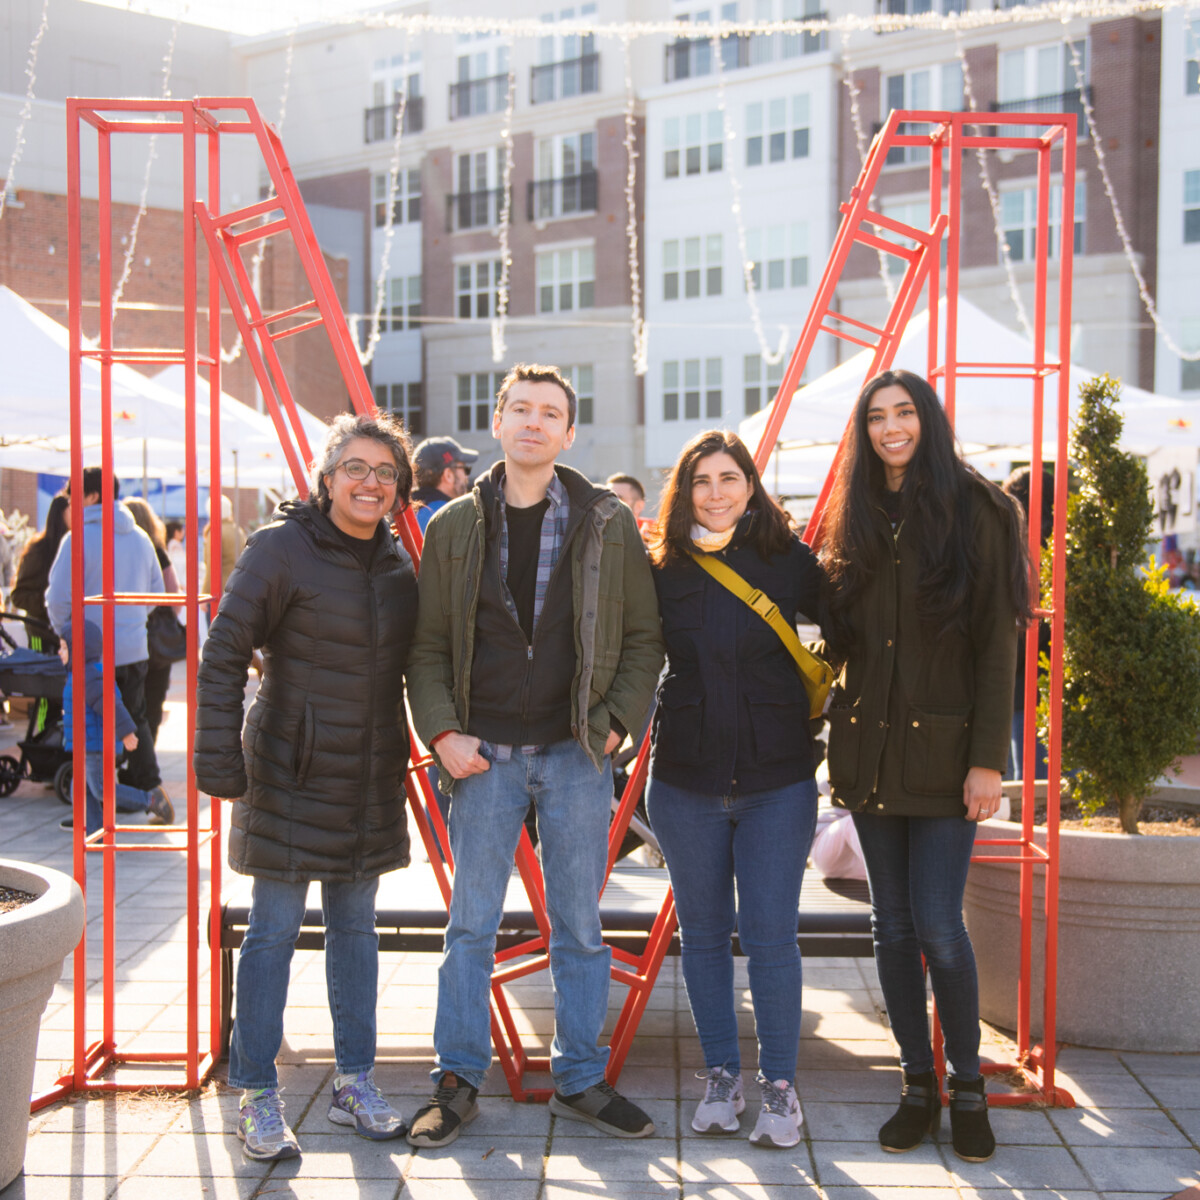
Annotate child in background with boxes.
[58,620,175,834]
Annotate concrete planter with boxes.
[0,858,85,1191]
[964,820,1200,1052]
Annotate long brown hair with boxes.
[649,429,795,566]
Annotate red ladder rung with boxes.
[250,298,320,330]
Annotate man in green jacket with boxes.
[405,363,664,1148]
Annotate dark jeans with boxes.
[851,812,981,1080]
[114,660,162,791]
[144,661,172,742]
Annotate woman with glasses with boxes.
[195,413,418,1163]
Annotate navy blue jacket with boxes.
[650,519,825,795]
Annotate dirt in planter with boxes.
[1031,800,1200,836]
[0,885,38,915]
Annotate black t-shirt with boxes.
[505,498,550,642]
[879,487,904,529]
[334,522,384,570]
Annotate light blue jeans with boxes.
[646,776,819,1083]
[433,738,613,1095]
[227,875,380,1090]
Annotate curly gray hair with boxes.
[309,411,413,513]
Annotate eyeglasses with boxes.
[339,459,400,485]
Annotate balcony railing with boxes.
[988,88,1091,138]
[663,16,826,82]
[446,187,509,232]
[531,52,600,104]
[362,96,424,144]
[527,170,598,221]
[449,73,511,120]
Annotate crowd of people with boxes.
[5,362,1030,1170]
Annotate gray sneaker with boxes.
[549,1079,655,1138]
[147,786,174,826]
[237,1087,301,1161]
[749,1075,803,1149]
[328,1069,406,1140]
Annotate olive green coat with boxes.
[406,464,665,793]
[827,475,1021,817]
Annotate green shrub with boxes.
[1039,373,1200,833]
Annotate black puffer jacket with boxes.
[194,501,417,882]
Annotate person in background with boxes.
[46,470,167,804]
[646,430,822,1149]
[125,498,181,743]
[57,620,174,833]
[202,494,247,628]
[195,412,418,1163]
[164,520,188,590]
[605,474,646,522]
[820,369,1029,1165]
[411,436,479,534]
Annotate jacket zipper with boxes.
[865,508,904,807]
[357,550,377,873]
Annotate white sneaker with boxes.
[692,1066,745,1134]
[749,1075,803,1149]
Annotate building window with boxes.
[743,355,784,416]
[561,363,595,424]
[456,371,505,432]
[455,259,502,319]
[367,51,423,141]
[663,360,679,420]
[374,169,421,227]
[883,65,963,165]
[1188,21,1199,95]
[663,236,722,299]
[705,235,723,296]
[1184,358,1200,391]
[537,245,595,312]
[450,149,506,232]
[663,357,707,420]
[746,223,809,291]
[1000,180,1086,263]
[746,94,810,167]
[450,44,511,119]
[532,4,599,103]
[382,274,421,331]
[374,380,425,437]
[996,40,1088,140]
[1185,170,1200,244]
[532,132,597,219]
[664,111,723,178]
[683,358,701,419]
[705,357,723,418]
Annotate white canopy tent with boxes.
[0,285,327,490]
[739,298,1200,496]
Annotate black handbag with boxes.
[147,605,187,669]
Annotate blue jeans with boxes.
[851,812,981,1080]
[434,738,613,1095]
[1006,710,1048,782]
[646,776,819,1083]
[227,875,380,1090]
[83,751,151,833]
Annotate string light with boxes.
[621,33,648,377]
[1064,31,1200,361]
[490,46,518,365]
[111,5,187,331]
[955,30,1035,341]
[358,26,411,367]
[0,0,49,223]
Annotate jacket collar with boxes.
[474,460,608,540]
[275,499,404,570]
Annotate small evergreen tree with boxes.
[1040,373,1200,834]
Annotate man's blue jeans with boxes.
[646,776,819,1083]
[850,812,981,1080]
[227,875,380,1090]
[434,738,613,1095]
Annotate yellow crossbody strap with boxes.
[689,551,834,719]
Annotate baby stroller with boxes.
[0,612,70,801]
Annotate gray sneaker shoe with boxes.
[328,1068,406,1140]
[147,786,174,826]
[549,1079,655,1138]
[749,1075,803,1149]
[237,1087,301,1161]
[406,1072,479,1148]
[692,1066,745,1134]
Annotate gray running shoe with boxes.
[549,1079,655,1138]
[237,1087,301,1161]
[328,1068,406,1140]
[749,1074,803,1149]
[692,1066,745,1134]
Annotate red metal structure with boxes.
[53,98,1072,1109]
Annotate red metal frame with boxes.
[52,98,1073,1111]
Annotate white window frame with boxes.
[999,178,1086,264]
[454,257,502,320]
[746,93,810,167]
[374,379,425,437]
[561,363,595,424]
[456,370,505,433]
[381,273,422,332]
[745,223,809,291]
[537,243,596,313]
[373,168,421,227]
[1185,169,1200,244]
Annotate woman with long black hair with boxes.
[819,369,1029,1163]
[647,430,824,1149]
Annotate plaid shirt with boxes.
[498,471,570,635]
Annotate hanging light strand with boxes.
[711,26,788,366]
[490,46,518,364]
[111,5,187,331]
[0,0,50,223]
[1064,31,1200,361]
[955,31,1035,341]
[621,33,648,377]
[358,29,412,366]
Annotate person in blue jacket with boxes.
[58,620,174,834]
[646,429,825,1150]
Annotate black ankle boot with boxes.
[879,1070,941,1152]
[948,1074,995,1162]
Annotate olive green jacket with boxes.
[826,474,1021,817]
[406,464,665,793]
